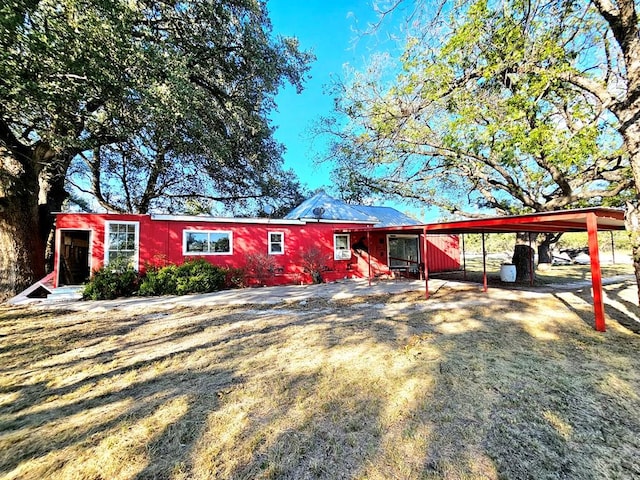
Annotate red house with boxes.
[53,192,460,288]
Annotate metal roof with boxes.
[337,207,626,234]
[352,205,421,227]
[284,191,408,224]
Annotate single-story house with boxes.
[53,191,460,287]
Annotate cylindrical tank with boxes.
[500,264,517,283]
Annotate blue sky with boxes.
[266,1,438,222]
[267,1,380,191]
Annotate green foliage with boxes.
[173,259,227,295]
[82,260,141,300]
[84,258,235,299]
[325,0,632,217]
[557,231,631,252]
[137,264,179,297]
[462,233,516,255]
[0,0,314,296]
[138,259,228,296]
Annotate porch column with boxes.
[587,213,606,332]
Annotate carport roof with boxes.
[336,207,626,234]
[336,207,628,333]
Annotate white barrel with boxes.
[500,264,517,283]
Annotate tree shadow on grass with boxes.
[553,281,640,334]
[3,288,640,479]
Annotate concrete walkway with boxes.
[35,278,435,312]
[26,275,638,314]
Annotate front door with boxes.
[58,230,91,286]
[388,235,420,276]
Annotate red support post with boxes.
[610,231,616,265]
[528,232,534,286]
[423,229,430,299]
[462,233,467,281]
[482,232,488,293]
[587,213,606,332]
[367,230,372,286]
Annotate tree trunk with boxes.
[0,153,44,300]
[512,232,535,282]
[0,144,68,300]
[621,112,640,305]
[537,232,562,270]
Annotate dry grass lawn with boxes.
[1,281,640,479]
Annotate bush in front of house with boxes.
[82,260,141,300]
[173,258,227,294]
[138,258,230,296]
[137,264,179,296]
[84,258,241,299]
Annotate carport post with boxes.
[482,232,487,292]
[610,231,616,265]
[587,213,606,332]
[423,228,430,299]
[528,232,534,287]
[461,234,467,281]
[367,230,372,286]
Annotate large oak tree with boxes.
[0,0,311,299]
[324,0,636,280]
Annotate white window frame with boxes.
[268,231,284,255]
[104,221,140,270]
[183,230,233,255]
[333,233,351,260]
[387,234,421,269]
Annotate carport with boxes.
[341,207,627,332]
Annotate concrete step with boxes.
[46,286,84,302]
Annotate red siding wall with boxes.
[425,234,460,272]
[54,213,460,287]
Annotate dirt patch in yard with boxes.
[1,284,639,479]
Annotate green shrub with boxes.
[174,259,227,294]
[83,261,141,300]
[138,259,228,296]
[137,264,178,296]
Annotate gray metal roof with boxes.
[284,191,376,222]
[352,205,421,227]
[284,191,420,227]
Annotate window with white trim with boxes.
[105,221,139,269]
[183,230,232,255]
[333,234,351,260]
[268,231,284,255]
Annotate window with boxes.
[105,221,139,269]
[184,230,232,255]
[268,232,284,255]
[334,234,351,260]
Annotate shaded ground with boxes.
[1,280,639,479]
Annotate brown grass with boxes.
[1,282,640,479]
